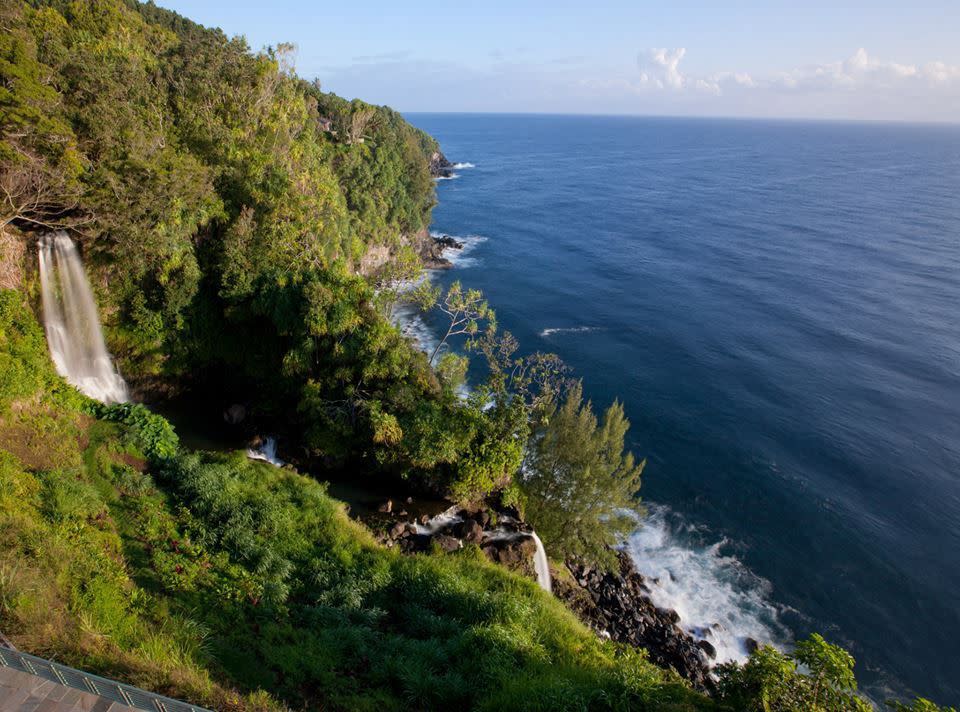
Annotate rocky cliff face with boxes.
[557,553,714,692]
[358,229,464,277]
[428,150,455,179]
[0,228,25,290]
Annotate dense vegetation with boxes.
[0,289,711,711]
[1,1,954,710]
[1,0,554,504]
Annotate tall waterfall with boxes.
[38,232,129,404]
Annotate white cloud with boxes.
[632,47,960,98]
[638,48,689,90]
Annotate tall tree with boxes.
[520,382,644,567]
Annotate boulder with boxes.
[456,518,484,543]
[434,535,461,553]
[377,499,393,514]
[697,640,717,660]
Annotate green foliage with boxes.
[520,383,645,568]
[0,289,49,408]
[3,0,438,369]
[93,402,179,462]
[715,636,872,712]
[422,280,494,364]
[150,450,708,711]
[0,288,84,411]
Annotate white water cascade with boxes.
[529,530,552,594]
[246,436,284,467]
[38,232,129,404]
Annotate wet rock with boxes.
[697,640,717,660]
[377,499,393,514]
[657,607,681,625]
[556,552,714,692]
[399,533,433,554]
[434,535,461,553]
[434,235,464,250]
[745,637,760,655]
[429,151,454,178]
[389,522,407,540]
[455,518,484,543]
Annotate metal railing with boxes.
[0,646,211,712]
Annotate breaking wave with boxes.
[539,325,601,338]
[452,162,476,169]
[428,232,488,268]
[624,504,790,664]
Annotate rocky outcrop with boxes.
[373,501,712,691]
[557,552,713,692]
[429,151,455,179]
[377,503,543,583]
[0,228,25,290]
[358,230,464,276]
[409,229,463,270]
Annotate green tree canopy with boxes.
[519,382,644,567]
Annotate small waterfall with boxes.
[413,505,463,535]
[246,436,283,467]
[38,231,129,404]
[529,531,552,593]
[484,525,553,594]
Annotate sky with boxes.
[155,1,960,122]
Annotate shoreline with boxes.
[379,228,730,686]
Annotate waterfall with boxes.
[413,505,463,535]
[484,525,553,594]
[38,232,129,404]
[529,531,552,593]
[246,436,284,467]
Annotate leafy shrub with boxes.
[94,403,179,462]
[715,634,872,712]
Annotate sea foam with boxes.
[429,231,487,268]
[624,504,789,664]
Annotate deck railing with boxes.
[0,646,210,712]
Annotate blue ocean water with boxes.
[405,113,960,705]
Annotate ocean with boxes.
[404,113,960,705]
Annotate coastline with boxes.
[382,228,725,687]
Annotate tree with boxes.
[519,382,644,567]
[418,280,493,365]
[715,635,873,712]
[469,323,573,415]
[0,144,85,232]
